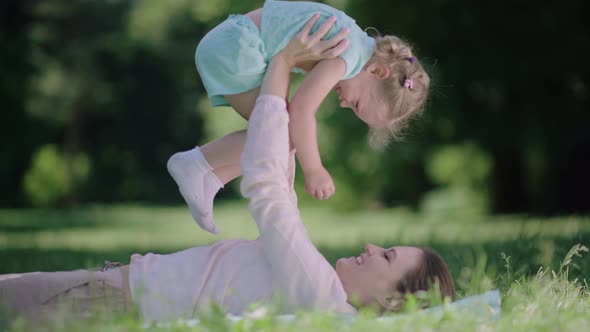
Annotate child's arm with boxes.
[288,58,346,200]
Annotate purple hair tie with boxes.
[408,56,416,63]
[403,79,413,90]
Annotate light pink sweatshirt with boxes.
[129,95,355,321]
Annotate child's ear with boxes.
[368,62,390,80]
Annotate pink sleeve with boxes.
[240,94,355,313]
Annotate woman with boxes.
[0,17,455,324]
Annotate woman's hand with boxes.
[278,14,350,68]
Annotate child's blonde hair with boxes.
[368,35,430,149]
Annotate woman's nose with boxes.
[365,244,378,255]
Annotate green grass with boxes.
[1,203,589,331]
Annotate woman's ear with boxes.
[367,62,390,80]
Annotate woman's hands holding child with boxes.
[277,14,349,68]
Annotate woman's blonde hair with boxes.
[368,35,430,149]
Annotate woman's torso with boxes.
[129,239,273,321]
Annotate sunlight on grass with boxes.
[0,204,588,252]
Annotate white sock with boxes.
[167,147,223,234]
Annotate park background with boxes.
[0,0,589,329]
[2,0,589,214]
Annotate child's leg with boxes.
[214,164,243,185]
[201,87,261,181]
[167,88,260,234]
[200,130,247,183]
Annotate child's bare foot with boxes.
[167,147,223,234]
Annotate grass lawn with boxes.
[1,203,589,331]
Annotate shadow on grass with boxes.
[0,209,118,234]
[0,247,181,274]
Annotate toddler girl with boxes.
[168,0,430,233]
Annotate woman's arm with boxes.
[241,93,354,314]
[240,19,354,313]
[288,58,346,200]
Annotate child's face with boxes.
[334,65,389,128]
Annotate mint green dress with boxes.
[196,0,375,107]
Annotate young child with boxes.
[168,0,430,234]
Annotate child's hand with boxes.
[304,166,335,200]
[278,14,350,68]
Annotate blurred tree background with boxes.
[1,0,588,216]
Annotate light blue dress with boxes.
[195,0,375,107]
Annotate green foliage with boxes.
[23,144,90,207]
[559,244,589,276]
[426,143,492,188]
[128,0,230,47]
[419,187,489,223]
[2,0,590,213]
[6,0,211,205]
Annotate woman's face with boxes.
[335,244,423,308]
